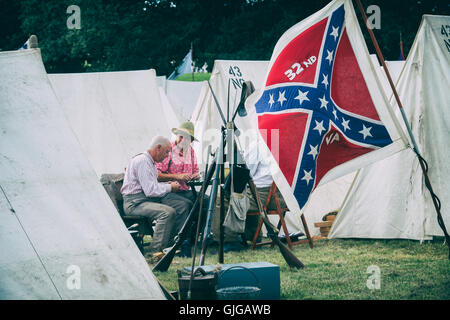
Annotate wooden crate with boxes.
[314,220,334,237]
[314,221,333,228]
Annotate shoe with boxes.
[196,233,215,249]
[223,242,245,252]
[278,231,305,243]
[239,234,249,248]
[178,240,192,258]
[144,251,165,264]
[162,246,180,255]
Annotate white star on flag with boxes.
[341,117,350,132]
[359,124,373,139]
[330,26,340,41]
[301,169,313,185]
[313,120,326,136]
[321,74,329,89]
[268,93,275,108]
[307,144,318,160]
[325,49,334,65]
[277,90,287,106]
[294,89,309,105]
[319,95,328,109]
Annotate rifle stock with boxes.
[247,179,304,269]
[199,136,224,265]
[153,155,217,272]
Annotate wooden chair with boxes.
[100,173,154,253]
[247,182,313,250]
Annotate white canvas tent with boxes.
[158,76,206,122]
[49,68,179,177]
[158,86,182,130]
[191,60,269,167]
[329,15,450,240]
[0,49,165,299]
[370,54,406,98]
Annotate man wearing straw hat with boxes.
[156,121,201,202]
[156,121,206,257]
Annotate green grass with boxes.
[151,238,450,300]
[175,72,210,81]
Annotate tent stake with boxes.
[355,0,450,258]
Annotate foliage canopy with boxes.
[0,0,448,75]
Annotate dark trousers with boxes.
[176,190,210,245]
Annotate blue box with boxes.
[184,262,280,300]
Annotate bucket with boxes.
[177,267,218,300]
[216,266,261,300]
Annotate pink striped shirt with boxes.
[120,152,171,197]
[156,142,199,191]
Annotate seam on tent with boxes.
[0,183,63,299]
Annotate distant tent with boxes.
[168,49,193,80]
[0,49,165,299]
[18,35,38,50]
[329,15,450,240]
[49,69,179,177]
[369,54,405,100]
[157,76,206,122]
[158,86,182,130]
[166,80,206,122]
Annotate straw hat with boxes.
[172,121,198,142]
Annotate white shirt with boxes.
[243,145,273,188]
[120,152,171,197]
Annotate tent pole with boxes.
[355,0,450,258]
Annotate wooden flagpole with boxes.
[191,42,194,81]
[400,32,405,60]
[355,0,450,258]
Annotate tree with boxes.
[2,0,447,74]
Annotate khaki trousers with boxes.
[123,192,192,252]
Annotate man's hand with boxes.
[171,181,181,192]
[191,172,201,180]
[176,173,191,182]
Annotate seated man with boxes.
[121,136,192,254]
[243,143,288,241]
[156,121,206,257]
[211,143,287,251]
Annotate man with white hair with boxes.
[121,136,192,254]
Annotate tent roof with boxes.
[0,49,165,299]
[49,68,178,177]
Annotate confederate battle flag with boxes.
[247,0,407,214]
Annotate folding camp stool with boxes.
[247,182,313,250]
[100,173,154,253]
